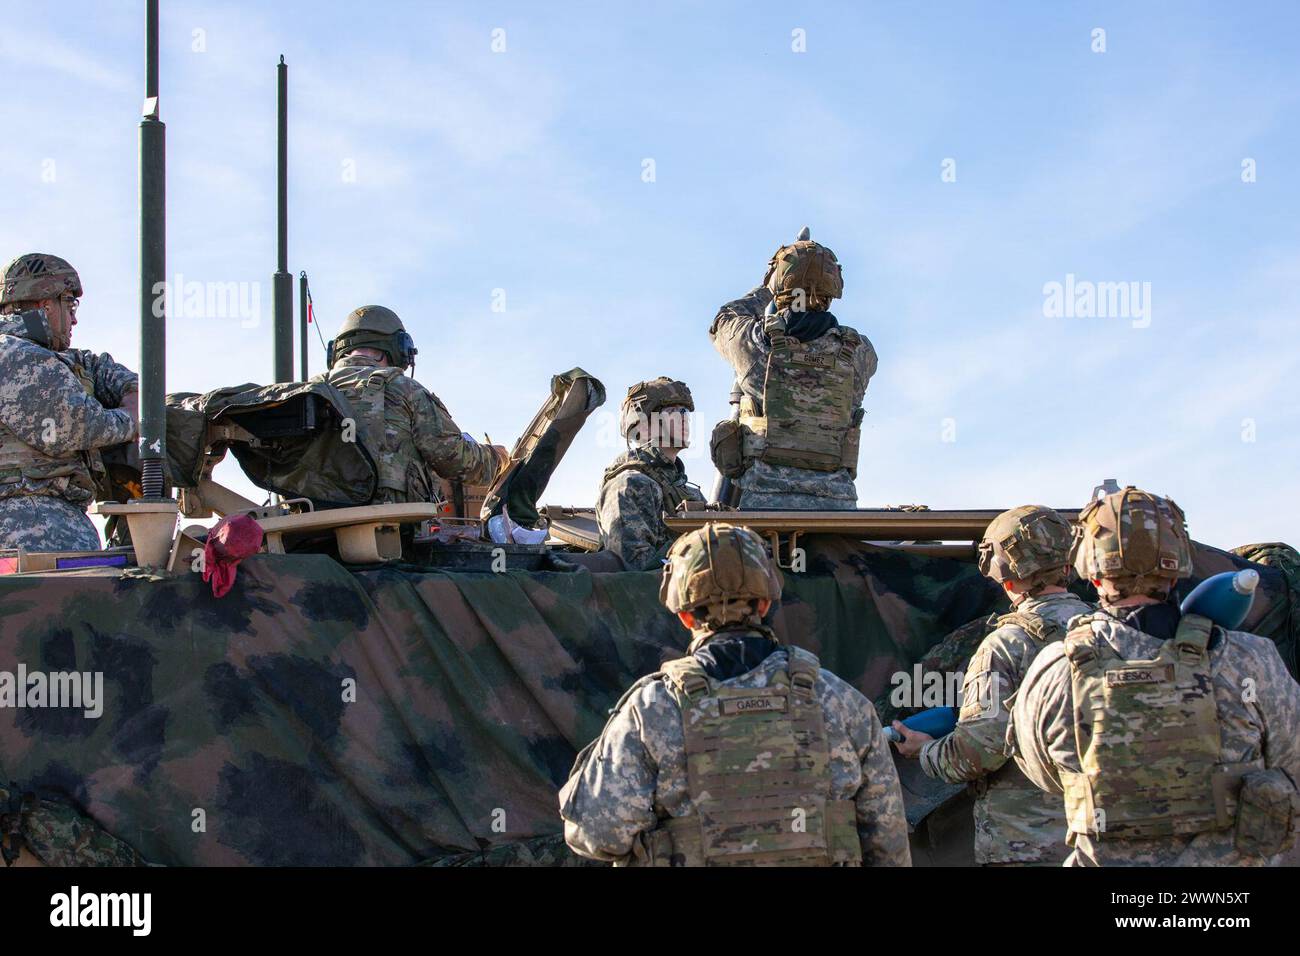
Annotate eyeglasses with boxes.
[58,294,80,316]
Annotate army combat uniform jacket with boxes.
[595,446,705,571]
[319,354,500,503]
[559,637,911,866]
[0,312,136,551]
[1009,605,1300,866]
[919,591,1091,864]
[709,285,877,510]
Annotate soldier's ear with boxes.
[756,599,771,616]
[677,611,696,630]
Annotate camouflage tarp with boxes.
[0,537,1294,866]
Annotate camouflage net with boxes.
[0,537,1293,866]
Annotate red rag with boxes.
[202,514,265,598]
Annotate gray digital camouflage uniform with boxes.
[1009,606,1300,866]
[318,353,500,503]
[919,591,1092,864]
[709,285,877,509]
[559,638,912,866]
[0,312,136,551]
[595,446,705,571]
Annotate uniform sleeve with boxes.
[919,631,1019,784]
[1008,645,1074,795]
[559,696,659,863]
[65,350,138,408]
[1251,637,1300,784]
[596,472,666,571]
[852,332,879,405]
[0,352,134,454]
[840,687,912,866]
[709,285,770,374]
[407,386,501,485]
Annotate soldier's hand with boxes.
[890,721,933,758]
[121,388,141,438]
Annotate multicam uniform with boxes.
[321,353,500,503]
[1008,487,1300,866]
[919,591,1090,864]
[0,311,136,551]
[596,447,704,571]
[560,522,910,866]
[709,284,877,510]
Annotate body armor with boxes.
[0,353,105,505]
[600,449,698,517]
[635,647,861,867]
[738,314,863,476]
[1059,612,1254,840]
[326,364,420,501]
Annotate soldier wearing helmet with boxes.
[708,229,878,510]
[0,253,139,551]
[595,377,705,570]
[311,305,508,504]
[1009,487,1300,866]
[894,505,1091,865]
[559,522,911,866]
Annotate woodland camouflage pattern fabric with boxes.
[1009,607,1300,866]
[595,446,705,570]
[559,640,911,866]
[710,285,876,509]
[918,591,1092,865]
[315,353,500,503]
[0,311,136,551]
[0,537,998,866]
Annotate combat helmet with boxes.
[765,239,843,311]
[978,505,1074,584]
[660,523,783,630]
[620,377,694,446]
[328,305,418,369]
[0,253,82,307]
[1071,486,1192,595]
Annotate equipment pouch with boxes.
[710,418,745,478]
[1234,768,1298,857]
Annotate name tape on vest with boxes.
[720,695,789,715]
[1105,664,1174,687]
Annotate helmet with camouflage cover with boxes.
[764,239,843,311]
[0,253,82,307]
[620,376,694,445]
[328,305,418,369]
[978,505,1074,584]
[660,522,783,630]
[1071,486,1192,592]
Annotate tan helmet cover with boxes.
[660,522,783,619]
[620,376,694,442]
[977,505,1075,583]
[1071,486,1192,582]
[764,240,843,308]
[1,253,82,306]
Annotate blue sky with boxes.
[2,1,1297,547]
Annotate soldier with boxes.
[892,506,1091,865]
[559,522,911,866]
[0,254,138,552]
[708,231,878,510]
[595,377,705,570]
[1009,487,1300,866]
[315,306,508,503]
